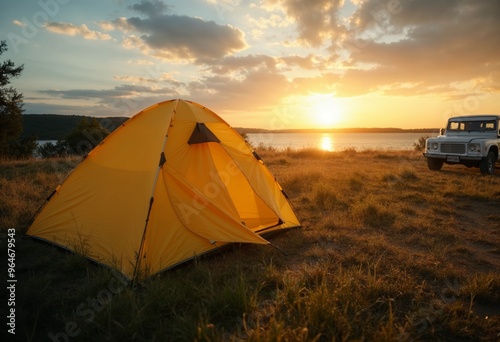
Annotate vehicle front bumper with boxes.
[423,153,483,161]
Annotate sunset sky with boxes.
[1,0,499,129]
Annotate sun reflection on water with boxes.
[319,134,334,151]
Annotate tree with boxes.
[36,140,68,158]
[0,40,24,157]
[65,117,110,155]
[8,136,38,159]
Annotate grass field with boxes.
[1,148,499,341]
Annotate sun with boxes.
[309,94,343,127]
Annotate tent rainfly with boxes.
[27,99,301,281]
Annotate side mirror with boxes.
[439,128,445,135]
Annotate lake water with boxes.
[37,133,434,153]
[37,140,58,146]
[246,132,434,152]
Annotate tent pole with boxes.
[23,186,62,235]
[132,99,179,285]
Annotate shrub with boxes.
[65,118,110,155]
[413,135,429,152]
[36,140,68,158]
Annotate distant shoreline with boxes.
[236,127,439,134]
[22,114,438,140]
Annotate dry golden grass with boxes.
[0,157,79,229]
[1,149,499,341]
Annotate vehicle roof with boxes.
[448,115,500,121]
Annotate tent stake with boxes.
[271,243,288,256]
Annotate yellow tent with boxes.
[27,99,300,281]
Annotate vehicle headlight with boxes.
[427,141,439,150]
[468,143,480,152]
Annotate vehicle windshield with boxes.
[447,120,497,132]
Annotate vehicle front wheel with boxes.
[427,157,443,171]
[479,151,496,175]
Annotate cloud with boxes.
[207,55,278,75]
[23,102,115,116]
[336,0,500,97]
[31,84,182,116]
[24,97,172,117]
[43,1,249,62]
[12,19,26,27]
[204,54,329,78]
[27,0,499,119]
[246,13,290,30]
[129,0,169,17]
[267,0,498,99]
[272,0,346,47]
[113,75,160,83]
[125,14,248,60]
[109,17,135,31]
[187,68,292,111]
[127,59,155,65]
[279,54,329,70]
[97,1,249,61]
[113,73,183,86]
[39,84,180,100]
[44,22,113,40]
[33,60,291,114]
[97,21,116,31]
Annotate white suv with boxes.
[424,115,500,175]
